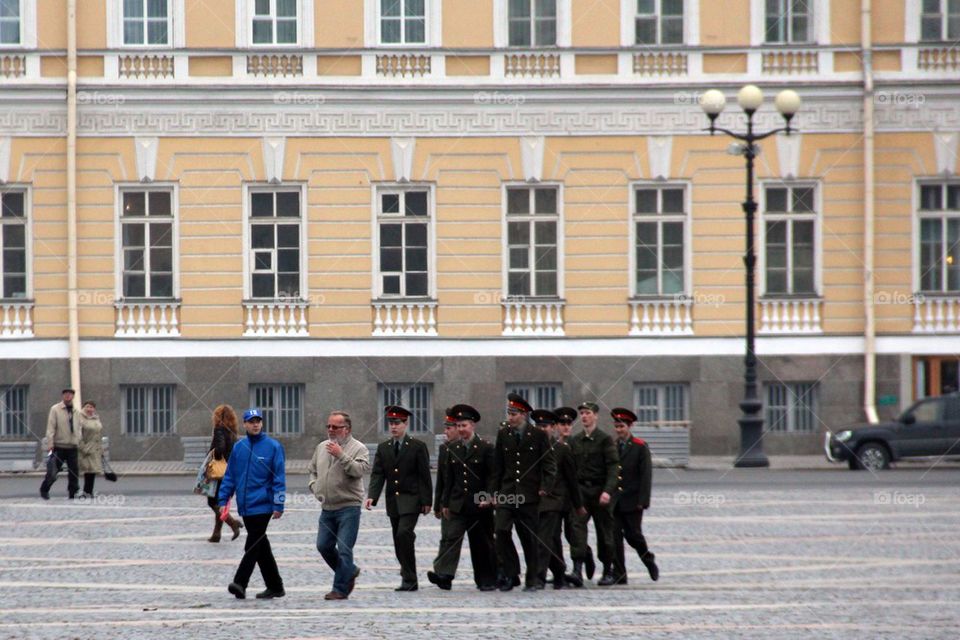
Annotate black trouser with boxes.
[435,509,496,587]
[83,473,96,495]
[234,513,283,591]
[613,508,652,580]
[40,447,79,498]
[390,513,420,585]
[537,510,567,579]
[570,485,615,567]
[495,503,541,586]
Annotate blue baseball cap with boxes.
[242,408,263,422]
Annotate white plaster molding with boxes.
[776,132,803,179]
[0,137,11,183]
[933,131,959,175]
[520,135,545,182]
[646,135,673,180]
[134,137,159,182]
[390,137,416,182]
[262,136,286,183]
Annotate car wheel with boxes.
[856,443,890,471]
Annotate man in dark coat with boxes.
[366,405,433,591]
[610,408,659,584]
[532,409,586,589]
[429,409,460,584]
[491,393,557,591]
[428,404,497,591]
[568,401,620,586]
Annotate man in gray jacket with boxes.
[308,411,371,600]
[39,388,82,500]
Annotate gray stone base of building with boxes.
[0,353,910,461]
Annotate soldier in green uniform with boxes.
[610,408,659,584]
[568,401,619,586]
[492,393,557,591]
[366,405,433,591]
[554,406,580,577]
[532,409,586,589]
[428,404,498,591]
[429,408,460,585]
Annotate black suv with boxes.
[825,394,960,471]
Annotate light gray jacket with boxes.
[307,435,371,511]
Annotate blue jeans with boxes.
[316,506,361,595]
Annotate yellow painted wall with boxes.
[571,0,620,47]
[830,0,861,44]
[185,0,236,48]
[700,0,750,47]
[189,56,234,77]
[443,0,493,47]
[315,0,364,48]
[37,0,66,49]
[872,0,906,44]
[77,0,106,49]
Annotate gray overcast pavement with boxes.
[1,469,959,640]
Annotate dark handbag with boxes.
[102,454,118,482]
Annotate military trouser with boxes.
[570,484,615,567]
[612,508,652,581]
[434,509,496,587]
[537,510,567,579]
[390,513,420,585]
[495,503,541,586]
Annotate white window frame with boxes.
[0,0,36,48]
[0,385,28,438]
[378,382,432,434]
[750,0,827,46]
[242,183,308,302]
[628,181,691,299]
[633,382,689,427]
[237,0,314,47]
[620,0,691,46]
[500,181,566,300]
[365,0,441,47]
[121,384,177,436]
[0,186,31,301]
[107,0,184,48]
[917,0,960,42]
[914,180,960,293]
[759,181,821,298]
[372,183,436,300]
[764,381,819,433]
[250,383,304,436]
[494,0,570,48]
[507,383,563,411]
[114,184,179,301]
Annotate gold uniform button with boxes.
[395,492,400,496]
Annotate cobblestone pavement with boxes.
[1,470,959,640]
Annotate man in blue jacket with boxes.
[218,408,287,600]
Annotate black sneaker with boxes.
[228,582,246,599]
[255,588,285,599]
[40,490,49,500]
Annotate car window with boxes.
[909,398,943,423]
[944,398,960,422]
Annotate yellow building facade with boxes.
[0,0,958,459]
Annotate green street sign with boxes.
[878,395,898,406]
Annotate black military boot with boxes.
[642,553,659,582]
[584,553,596,580]
[597,565,617,586]
[571,560,584,582]
[552,571,566,590]
[564,571,584,588]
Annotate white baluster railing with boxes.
[913,295,960,333]
[0,301,33,338]
[502,300,565,336]
[629,298,693,335]
[759,298,822,334]
[243,300,309,337]
[372,300,438,336]
[115,301,180,337]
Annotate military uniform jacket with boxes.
[442,435,496,514]
[492,425,557,506]
[569,428,619,495]
[368,435,433,518]
[433,440,452,513]
[614,437,652,512]
[539,438,583,513]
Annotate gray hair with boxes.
[328,411,352,430]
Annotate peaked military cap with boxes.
[611,407,638,424]
[578,401,600,413]
[385,405,412,421]
[507,393,533,413]
[450,403,481,422]
[554,406,578,423]
[531,409,558,425]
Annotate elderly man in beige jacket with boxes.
[40,388,82,500]
[308,410,371,600]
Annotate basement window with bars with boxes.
[250,384,303,435]
[120,189,174,299]
[0,385,27,437]
[507,383,562,411]
[634,383,689,427]
[122,385,176,435]
[0,189,27,299]
[765,382,818,433]
[378,383,431,434]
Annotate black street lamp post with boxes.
[699,85,801,468]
